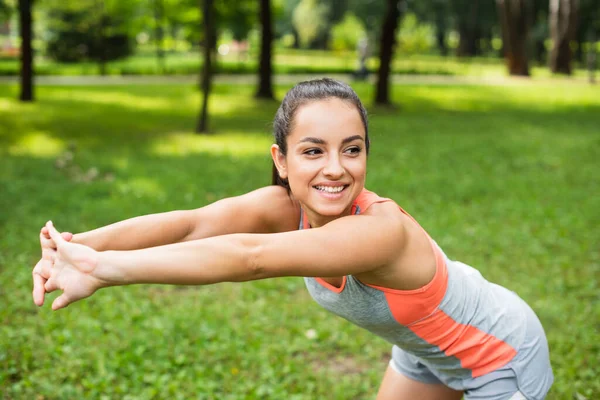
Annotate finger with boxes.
[32,271,47,306]
[42,248,56,263]
[52,293,71,311]
[40,230,55,248]
[40,228,72,248]
[40,260,52,278]
[46,221,67,248]
[44,277,60,293]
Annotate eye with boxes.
[344,146,362,155]
[303,148,323,156]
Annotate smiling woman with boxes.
[33,78,552,400]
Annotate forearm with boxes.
[99,234,261,286]
[72,211,193,251]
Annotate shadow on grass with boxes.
[1,82,599,399]
[1,82,599,151]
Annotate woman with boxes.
[32,78,553,399]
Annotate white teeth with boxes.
[315,185,345,193]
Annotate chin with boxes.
[312,203,352,217]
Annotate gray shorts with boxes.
[389,301,553,400]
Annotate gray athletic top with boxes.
[301,189,553,398]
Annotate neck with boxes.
[303,205,353,228]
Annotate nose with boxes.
[323,154,345,179]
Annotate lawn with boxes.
[0,80,598,399]
[0,49,594,79]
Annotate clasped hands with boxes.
[32,221,107,310]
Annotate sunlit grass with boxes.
[150,133,271,157]
[0,81,598,399]
[8,131,65,157]
[0,49,595,79]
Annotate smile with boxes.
[314,185,348,193]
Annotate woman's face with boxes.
[271,98,367,227]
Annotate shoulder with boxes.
[356,190,404,223]
[238,186,300,233]
[361,201,407,247]
[185,186,300,239]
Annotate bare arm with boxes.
[71,186,298,251]
[44,212,406,312]
[103,213,404,286]
[71,210,194,251]
[35,186,298,307]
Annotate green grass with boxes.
[0,49,595,79]
[0,80,599,399]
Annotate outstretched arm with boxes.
[33,186,298,306]
[43,212,405,310]
[71,186,297,251]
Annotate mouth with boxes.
[313,184,349,194]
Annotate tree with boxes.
[153,0,166,73]
[44,0,136,74]
[256,0,274,99]
[217,0,255,41]
[19,0,33,101]
[0,0,12,20]
[531,0,550,64]
[433,0,450,56]
[348,0,386,34]
[549,0,579,74]
[446,0,498,57]
[375,0,403,105]
[196,0,214,133]
[580,0,599,83]
[496,0,531,76]
[292,0,329,48]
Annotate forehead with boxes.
[289,98,365,142]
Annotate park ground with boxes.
[0,77,598,399]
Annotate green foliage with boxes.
[346,0,385,42]
[216,0,256,42]
[292,0,329,48]
[397,13,436,54]
[0,80,599,399]
[43,0,137,63]
[330,13,366,52]
[0,0,14,21]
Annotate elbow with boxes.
[238,236,267,282]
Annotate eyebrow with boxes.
[298,135,364,145]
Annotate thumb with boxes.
[62,232,73,242]
[52,293,71,311]
[46,221,67,248]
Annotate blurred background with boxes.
[0,0,599,399]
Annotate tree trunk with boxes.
[255,0,274,99]
[496,0,531,76]
[588,27,597,84]
[457,0,481,57]
[549,0,579,74]
[19,0,33,102]
[292,28,300,49]
[534,37,546,64]
[96,0,107,76]
[154,0,166,73]
[375,0,402,106]
[434,7,448,57]
[196,0,214,134]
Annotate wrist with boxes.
[96,250,129,287]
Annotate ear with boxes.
[270,144,288,180]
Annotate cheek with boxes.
[347,158,367,178]
[287,158,320,181]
